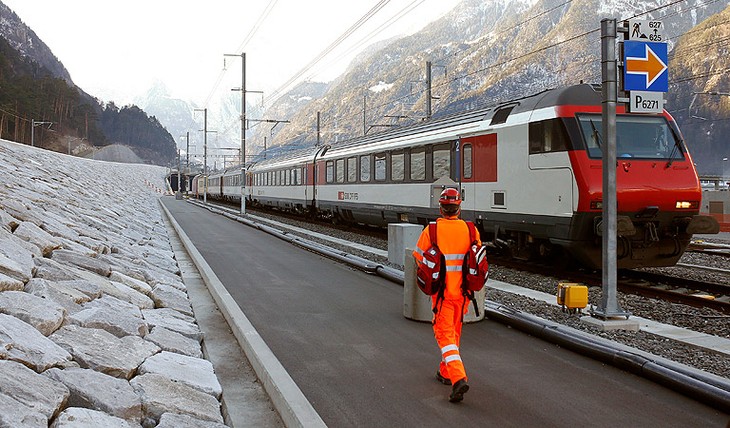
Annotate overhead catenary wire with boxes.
[200,0,279,109]
[265,0,392,105]
[319,0,730,132]
[299,0,425,84]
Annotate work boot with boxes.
[449,378,469,403]
[435,371,451,385]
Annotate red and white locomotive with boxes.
[200,84,719,269]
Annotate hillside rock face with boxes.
[251,0,729,175]
[0,2,73,83]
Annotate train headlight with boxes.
[675,201,699,209]
[590,200,602,210]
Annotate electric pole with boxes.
[194,108,208,204]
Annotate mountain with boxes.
[245,0,729,176]
[0,1,176,165]
[668,4,730,176]
[0,2,72,84]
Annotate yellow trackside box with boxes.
[557,283,588,313]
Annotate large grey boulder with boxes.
[0,252,31,283]
[51,249,112,277]
[151,283,193,316]
[142,308,202,341]
[14,221,62,256]
[138,351,222,398]
[130,373,223,424]
[0,314,73,371]
[0,291,66,336]
[109,271,153,297]
[50,407,140,428]
[49,325,160,379]
[0,229,36,278]
[0,360,69,419]
[144,326,203,359]
[0,392,47,428]
[44,367,142,422]
[0,272,24,292]
[157,412,228,428]
[67,295,148,338]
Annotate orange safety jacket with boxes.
[413,216,482,301]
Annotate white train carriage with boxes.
[248,150,312,214]
[245,84,717,269]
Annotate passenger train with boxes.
[194,84,719,269]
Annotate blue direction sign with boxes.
[623,40,668,92]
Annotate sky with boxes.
[3,0,462,107]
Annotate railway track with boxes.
[491,255,730,313]
[686,241,730,258]
[200,198,730,313]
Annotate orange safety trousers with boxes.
[434,297,468,384]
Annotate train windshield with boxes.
[576,114,685,161]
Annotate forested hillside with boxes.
[0,17,176,165]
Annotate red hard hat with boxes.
[439,188,461,206]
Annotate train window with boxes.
[347,157,357,182]
[326,161,334,183]
[374,153,386,181]
[410,150,426,181]
[432,145,451,181]
[529,119,569,154]
[336,159,345,183]
[463,144,472,179]
[491,105,515,125]
[285,169,290,186]
[360,155,371,182]
[493,191,505,207]
[392,153,404,181]
[576,114,683,160]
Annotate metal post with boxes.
[177,149,182,196]
[224,52,247,215]
[31,120,35,147]
[426,61,432,119]
[241,53,247,215]
[363,93,367,136]
[194,109,208,204]
[185,132,190,193]
[593,18,630,319]
[317,111,321,147]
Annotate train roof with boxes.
[250,83,604,167]
[324,84,602,150]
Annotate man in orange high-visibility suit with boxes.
[413,187,480,403]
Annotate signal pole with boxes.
[194,108,208,204]
[225,52,247,215]
[591,18,630,321]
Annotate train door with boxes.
[460,134,498,218]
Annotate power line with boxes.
[200,0,279,108]
[262,0,730,151]
[301,0,424,84]
[235,0,279,53]
[266,0,392,104]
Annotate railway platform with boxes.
[160,197,728,427]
